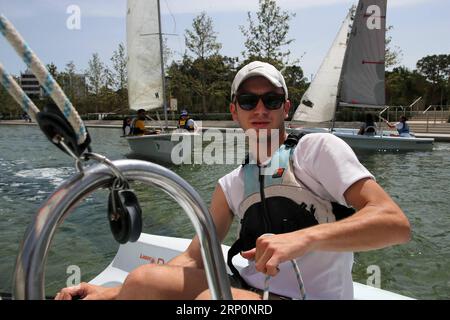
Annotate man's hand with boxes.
[241,232,313,277]
[54,283,120,300]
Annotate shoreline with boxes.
[1,119,450,142]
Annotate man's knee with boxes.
[125,264,162,286]
[119,264,184,299]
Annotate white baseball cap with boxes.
[231,61,288,100]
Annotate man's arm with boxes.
[384,119,396,129]
[243,178,411,276]
[306,177,411,251]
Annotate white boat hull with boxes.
[125,132,200,164]
[290,127,434,151]
[89,233,413,300]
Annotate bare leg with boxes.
[116,263,209,300]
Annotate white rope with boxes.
[0,62,40,122]
[259,234,307,300]
[0,14,87,145]
[262,259,307,300]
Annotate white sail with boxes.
[127,0,164,111]
[292,9,353,122]
[339,0,386,107]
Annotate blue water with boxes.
[0,125,449,299]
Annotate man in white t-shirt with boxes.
[55,61,411,301]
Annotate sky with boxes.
[1,0,449,81]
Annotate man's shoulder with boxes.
[220,165,243,183]
[292,132,355,165]
[296,132,343,150]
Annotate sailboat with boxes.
[125,0,198,164]
[291,0,434,151]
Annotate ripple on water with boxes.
[15,167,75,187]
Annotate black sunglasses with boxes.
[235,92,286,111]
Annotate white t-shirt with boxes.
[124,126,131,136]
[218,133,375,299]
[186,119,195,128]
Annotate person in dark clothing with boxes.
[358,114,377,136]
[122,117,132,136]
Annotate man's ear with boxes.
[230,103,238,122]
[284,100,292,119]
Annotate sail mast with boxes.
[331,5,355,132]
[157,0,168,130]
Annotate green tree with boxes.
[185,12,223,115]
[163,37,173,70]
[64,61,77,102]
[86,53,105,114]
[167,55,237,114]
[240,0,295,65]
[281,65,308,116]
[416,54,450,84]
[385,26,403,69]
[111,43,128,91]
[86,53,105,97]
[417,54,450,106]
[0,80,20,118]
[110,43,129,113]
[46,63,58,79]
[185,12,222,60]
[386,67,428,106]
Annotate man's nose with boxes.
[253,97,268,115]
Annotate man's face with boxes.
[230,76,291,135]
[138,111,146,119]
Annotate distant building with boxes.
[19,70,88,100]
[20,69,43,99]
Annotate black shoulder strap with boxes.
[227,238,251,289]
[242,132,306,167]
[284,131,306,148]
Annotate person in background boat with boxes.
[22,112,32,123]
[177,110,196,132]
[358,113,377,136]
[55,61,411,301]
[122,117,132,136]
[130,109,157,135]
[384,116,411,137]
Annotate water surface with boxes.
[0,125,449,299]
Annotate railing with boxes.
[422,105,450,132]
[377,106,391,136]
[13,159,233,300]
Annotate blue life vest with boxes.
[397,121,410,135]
[227,133,355,288]
[178,117,194,131]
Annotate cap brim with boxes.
[233,70,287,100]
